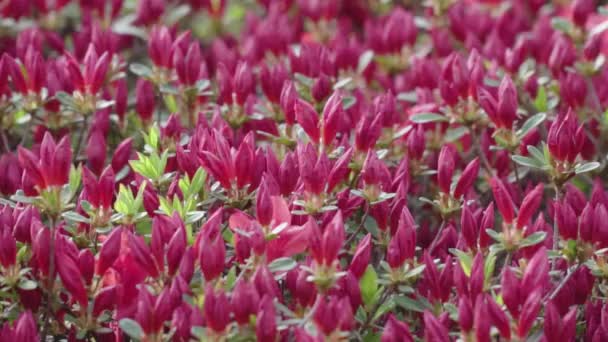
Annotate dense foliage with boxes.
[0,0,608,341]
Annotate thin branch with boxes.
[344,203,370,248]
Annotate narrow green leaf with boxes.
[409,113,448,124]
[517,112,546,138]
[511,155,543,169]
[357,50,375,73]
[575,162,600,174]
[520,232,547,247]
[129,63,153,78]
[268,257,297,273]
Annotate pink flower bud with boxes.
[490,177,515,224]
[295,99,320,144]
[135,79,155,122]
[204,285,230,333]
[349,234,371,279]
[256,295,277,342]
[382,314,414,342]
[437,145,456,194]
[453,158,480,198]
[231,279,260,325]
[516,184,544,229]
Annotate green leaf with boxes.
[485,229,503,242]
[520,232,547,247]
[333,77,352,90]
[18,279,37,290]
[484,251,497,285]
[294,73,314,88]
[360,266,378,307]
[357,50,375,74]
[511,155,543,169]
[268,257,297,273]
[517,112,546,138]
[396,91,417,103]
[62,211,90,224]
[450,249,472,277]
[575,162,600,174]
[342,96,357,110]
[55,91,76,109]
[394,296,429,313]
[163,94,178,113]
[119,318,144,340]
[195,79,210,93]
[527,145,546,163]
[69,164,82,195]
[129,63,153,78]
[551,17,573,34]
[409,112,447,124]
[444,126,468,142]
[534,87,547,112]
[404,264,426,279]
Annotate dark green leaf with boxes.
[394,296,428,313]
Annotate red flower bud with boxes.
[458,297,474,332]
[496,76,518,129]
[55,236,88,308]
[199,212,226,281]
[490,177,515,224]
[204,285,230,333]
[349,234,371,279]
[295,99,320,144]
[423,311,451,342]
[256,295,277,342]
[135,79,155,122]
[517,290,542,338]
[382,314,414,342]
[256,177,273,226]
[437,145,456,194]
[86,130,107,176]
[0,227,16,268]
[280,81,298,125]
[516,184,544,229]
[453,157,480,198]
[231,279,260,325]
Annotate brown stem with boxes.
[551,184,562,272]
[344,203,369,249]
[41,216,57,340]
[428,220,446,254]
[544,264,580,303]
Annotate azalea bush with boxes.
[1,0,608,341]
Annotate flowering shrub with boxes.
[1,0,608,341]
